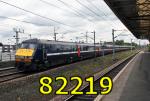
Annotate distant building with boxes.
[2,45,16,52]
[0,42,3,52]
[0,42,3,46]
[105,42,113,45]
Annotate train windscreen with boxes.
[20,43,37,49]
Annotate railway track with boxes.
[0,67,17,75]
[0,67,15,71]
[64,52,137,101]
[0,67,26,83]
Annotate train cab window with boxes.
[21,43,37,49]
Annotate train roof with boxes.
[22,38,97,46]
[22,38,134,48]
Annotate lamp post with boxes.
[112,29,115,61]
[91,31,96,57]
[139,40,141,49]
[0,48,2,61]
[100,40,105,58]
[13,28,24,50]
[112,29,127,60]
[53,26,59,41]
[131,39,133,52]
[8,39,12,61]
[81,31,96,57]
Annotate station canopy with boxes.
[104,0,150,40]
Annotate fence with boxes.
[0,51,15,61]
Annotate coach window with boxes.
[49,44,54,53]
[67,45,70,52]
[63,45,66,52]
[83,46,87,51]
[42,44,46,49]
[88,46,93,51]
[53,44,57,53]
[80,45,83,51]
[59,45,63,52]
[86,46,89,51]
[56,44,60,52]
[48,44,51,52]
[71,45,73,51]
[45,44,49,51]
[66,45,70,52]
[72,45,76,51]
[69,45,72,52]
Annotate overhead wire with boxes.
[0,0,123,42]
[86,0,108,17]
[39,0,99,36]
[56,0,95,22]
[0,0,92,37]
[39,0,89,21]
[0,15,57,34]
[0,15,47,26]
[54,0,107,34]
[75,0,115,28]
[0,0,102,34]
[0,0,73,28]
[75,0,104,18]
[87,0,119,27]
[0,15,81,41]
[0,15,79,35]
[0,0,97,43]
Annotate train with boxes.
[15,39,134,71]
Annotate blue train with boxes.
[15,39,133,71]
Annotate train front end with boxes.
[15,42,37,71]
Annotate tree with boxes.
[115,40,124,45]
[132,42,138,47]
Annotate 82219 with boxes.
[39,76,113,95]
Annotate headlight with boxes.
[16,55,32,59]
[15,55,24,59]
[26,56,32,59]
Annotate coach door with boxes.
[43,45,47,60]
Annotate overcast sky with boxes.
[0,0,149,45]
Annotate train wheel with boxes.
[80,56,83,60]
[44,61,50,68]
[38,64,45,71]
[66,57,71,63]
[70,57,73,62]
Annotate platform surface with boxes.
[102,51,150,101]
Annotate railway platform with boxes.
[98,51,150,101]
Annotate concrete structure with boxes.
[2,45,15,52]
[104,0,150,40]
